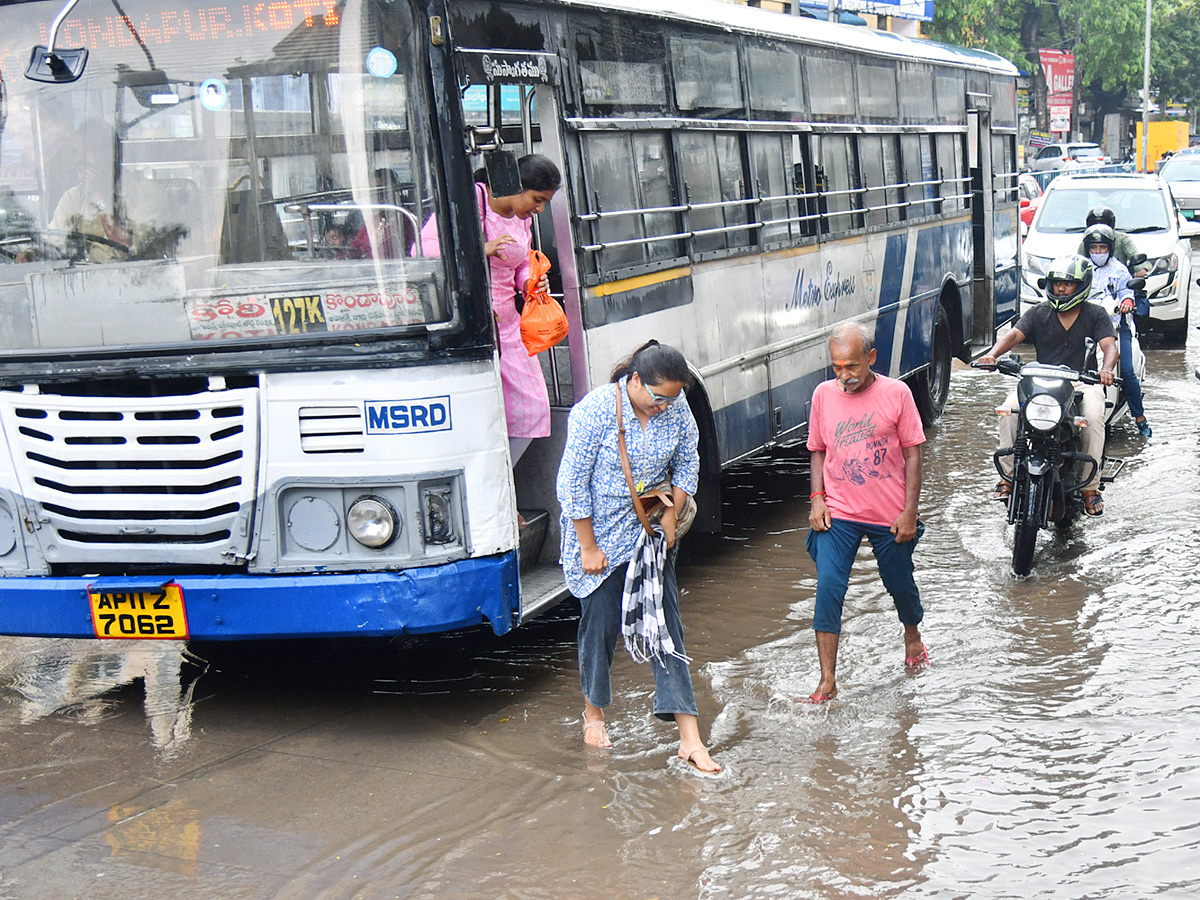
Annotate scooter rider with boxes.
[980,255,1117,517]
[1076,206,1147,276]
[1084,224,1151,437]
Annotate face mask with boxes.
[1089,251,1110,267]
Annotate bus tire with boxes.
[909,303,952,427]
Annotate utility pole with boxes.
[1141,0,1152,171]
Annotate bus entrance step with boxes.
[517,509,549,572]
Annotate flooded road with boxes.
[3,326,1200,898]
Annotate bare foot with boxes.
[679,744,721,774]
[582,711,611,748]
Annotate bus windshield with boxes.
[0,0,448,357]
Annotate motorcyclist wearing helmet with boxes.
[1076,206,1146,276]
[979,254,1118,517]
[1085,225,1151,437]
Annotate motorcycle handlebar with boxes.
[973,359,1122,385]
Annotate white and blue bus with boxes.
[0,0,1017,641]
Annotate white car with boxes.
[1021,173,1193,342]
[1027,142,1111,173]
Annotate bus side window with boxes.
[750,133,794,246]
[581,131,682,279]
[813,134,860,235]
[936,133,966,212]
[860,136,888,229]
[901,134,936,221]
[677,131,748,257]
[791,134,817,239]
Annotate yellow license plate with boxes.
[88,583,189,640]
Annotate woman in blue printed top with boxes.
[556,341,720,774]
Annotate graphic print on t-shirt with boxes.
[832,410,892,485]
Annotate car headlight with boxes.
[1024,395,1063,432]
[1150,254,1179,275]
[347,495,399,549]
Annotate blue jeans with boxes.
[805,518,925,634]
[577,549,697,721]
[1118,316,1145,420]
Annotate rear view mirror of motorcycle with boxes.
[1127,277,1146,292]
[1128,253,1148,269]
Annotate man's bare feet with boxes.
[678,744,721,774]
[582,710,611,748]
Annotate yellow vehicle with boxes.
[1137,120,1190,172]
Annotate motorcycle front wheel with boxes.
[1012,473,1044,576]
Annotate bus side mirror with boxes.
[484,150,522,199]
[26,45,88,84]
[25,0,89,84]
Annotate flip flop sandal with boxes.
[1082,491,1105,517]
[581,713,612,748]
[905,642,931,670]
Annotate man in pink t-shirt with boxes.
[804,322,929,704]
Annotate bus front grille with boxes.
[2,388,259,565]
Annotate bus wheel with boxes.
[909,304,952,427]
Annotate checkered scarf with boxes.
[621,523,691,666]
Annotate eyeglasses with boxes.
[643,382,686,405]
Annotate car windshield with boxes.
[1035,186,1171,234]
[0,0,449,359]
[1070,147,1103,159]
[1161,159,1200,182]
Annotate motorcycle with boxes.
[975,341,1116,576]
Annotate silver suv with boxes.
[1028,142,1111,173]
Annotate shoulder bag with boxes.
[614,383,697,540]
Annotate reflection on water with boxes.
[0,343,1199,898]
[0,638,205,756]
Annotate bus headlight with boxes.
[347,495,399,549]
[1024,395,1063,431]
[421,486,455,544]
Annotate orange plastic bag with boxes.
[520,249,568,356]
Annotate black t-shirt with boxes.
[1013,301,1116,370]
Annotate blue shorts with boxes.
[805,518,924,634]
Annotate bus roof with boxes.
[549,0,1019,76]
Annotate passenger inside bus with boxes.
[48,135,141,263]
[349,168,412,259]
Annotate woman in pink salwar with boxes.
[421,155,561,473]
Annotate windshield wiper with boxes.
[1126,226,1165,233]
[1059,225,1086,232]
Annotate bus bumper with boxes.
[0,552,520,640]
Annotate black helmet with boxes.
[1083,223,1117,265]
[1041,254,1093,311]
[1085,205,1116,229]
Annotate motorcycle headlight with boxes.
[1024,395,1063,431]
